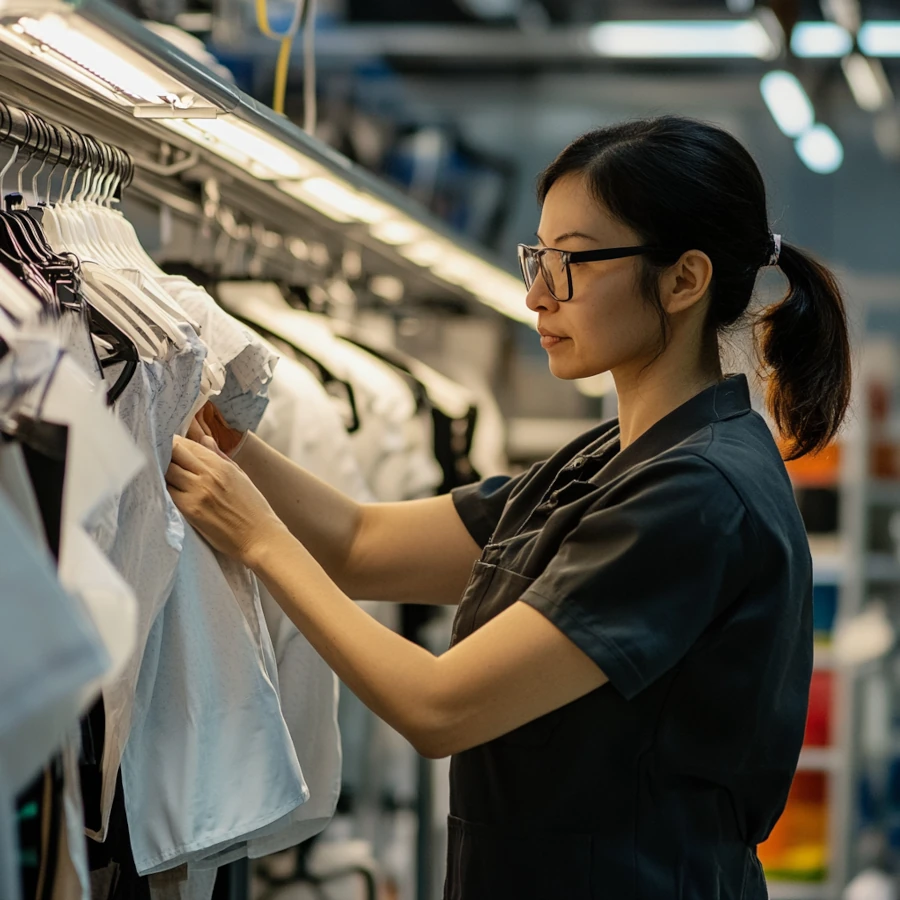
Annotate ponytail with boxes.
[755,242,851,461]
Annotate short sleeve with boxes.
[521,455,752,700]
[451,473,525,548]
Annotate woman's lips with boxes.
[540,334,568,349]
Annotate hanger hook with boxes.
[79,135,99,204]
[105,146,123,207]
[65,131,86,204]
[41,123,63,205]
[57,125,76,203]
[29,114,51,203]
[98,140,115,205]
[16,111,37,197]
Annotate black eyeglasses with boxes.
[517,243,661,302]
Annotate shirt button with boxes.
[570,457,586,470]
[546,493,559,509]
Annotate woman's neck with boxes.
[612,355,722,450]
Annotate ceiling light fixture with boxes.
[278,177,395,223]
[790,21,853,58]
[795,124,844,174]
[1,13,182,106]
[859,22,900,57]
[760,71,815,138]
[587,19,779,59]
[163,117,315,179]
[369,218,427,246]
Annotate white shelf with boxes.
[767,881,835,900]
[797,747,843,771]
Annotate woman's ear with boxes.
[659,249,713,315]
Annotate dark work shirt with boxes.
[444,374,812,900]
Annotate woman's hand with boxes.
[165,435,287,563]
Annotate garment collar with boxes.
[586,374,752,479]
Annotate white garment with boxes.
[0,306,147,900]
[158,276,277,431]
[120,320,308,876]
[236,355,374,860]
[87,331,205,841]
[216,282,442,502]
[123,536,308,875]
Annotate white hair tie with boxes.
[766,233,782,267]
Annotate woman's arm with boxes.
[203,426,481,605]
[166,437,608,757]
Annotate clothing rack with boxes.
[0,0,532,324]
[0,101,133,200]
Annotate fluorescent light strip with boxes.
[370,218,427,245]
[859,22,900,57]
[795,125,844,174]
[760,71,815,138]
[791,22,853,58]
[166,118,316,180]
[14,14,172,103]
[587,20,778,59]
[0,12,530,320]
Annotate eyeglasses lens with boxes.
[540,250,568,301]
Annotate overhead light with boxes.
[791,22,853,58]
[795,124,844,174]
[473,272,533,324]
[842,53,893,111]
[431,249,493,286]
[0,13,189,107]
[278,176,394,223]
[859,22,900,57]
[163,117,316,180]
[587,20,778,59]
[399,240,446,267]
[760,71,815,138]
[369,218,428,246]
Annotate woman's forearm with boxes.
[246,526,444,752]
[234,433,480,605]
[235,432,363,587]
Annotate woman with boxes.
[166,116,851,899]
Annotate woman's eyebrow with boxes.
[534,231,599,246]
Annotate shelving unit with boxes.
[796,323,900,900]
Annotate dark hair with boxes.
[536,116,851,460]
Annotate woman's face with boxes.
[527,173,664,382]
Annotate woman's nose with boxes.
[524,276,559,313]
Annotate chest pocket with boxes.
[451,557,564,747]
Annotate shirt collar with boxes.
[586,374,752,478]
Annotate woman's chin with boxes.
[547,353,591,382]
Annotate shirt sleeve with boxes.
[450,474,519,548]
[521,454,753,700]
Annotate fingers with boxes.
[186,417,207,444]
[200,434,233,462]
[164,460,196,491]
